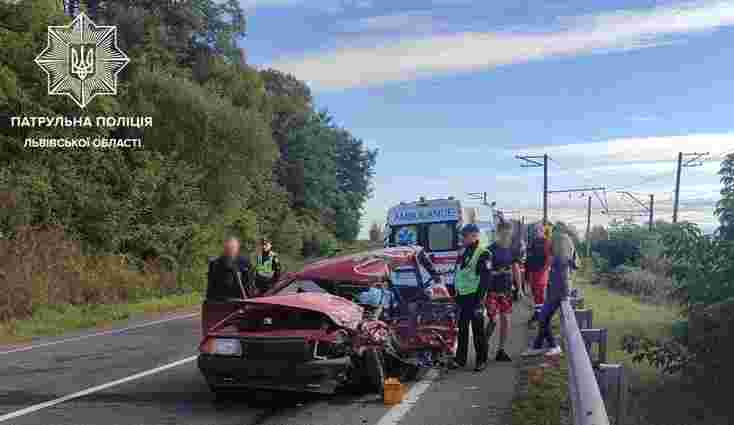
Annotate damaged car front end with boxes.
[198,293,391,395]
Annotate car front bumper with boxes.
[198,354,353,394]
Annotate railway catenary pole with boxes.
[673,152,709,223]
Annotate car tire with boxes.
[363,348,385,394]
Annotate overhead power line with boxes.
[674,152,710,223]
[516,154,549,223]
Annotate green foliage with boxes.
[591,252,610,273]
[591,223,670,270]
[660,222,734,312]
[0,0,377,322]
[623,223,734,382]
[622,334,693,375]
[301,220,339,258]
[715,153,734,240]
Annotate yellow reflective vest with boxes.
[454,244,488,296]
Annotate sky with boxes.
[239,0,734,237]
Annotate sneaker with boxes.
[545,346,563,356]
[474,361,488,372]
[521,347,548,357]
[495,349,512,362]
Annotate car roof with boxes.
[290,245,421,285]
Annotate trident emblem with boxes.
[70,44,95,81]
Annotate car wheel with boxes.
[363,348,385,394]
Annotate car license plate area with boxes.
[240,337,312,362]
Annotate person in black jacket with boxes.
[206,237,253,300]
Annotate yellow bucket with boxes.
[383,377,404,405]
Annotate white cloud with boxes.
[270,0,734,90]
[526,132,734,167]
[240,0,302,9]
[359,131,729,238]
[337,11,439,34]
[240,0,342,12]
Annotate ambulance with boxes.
[385,197,497,288]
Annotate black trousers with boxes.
[455,293,488,365]
[255,276,275,293]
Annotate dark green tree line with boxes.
[0,0,377,287]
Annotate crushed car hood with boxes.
[241,293,364,331]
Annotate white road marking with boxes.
[375,368,440,425]
[0,312,199,355]
[0,355,198,423]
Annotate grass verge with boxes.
[510,264,680,425]
[576,268,732,425]
[511,359,569,425]
[0,292,203,345]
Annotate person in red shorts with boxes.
[526,224,551,322]
[486,220,515,362]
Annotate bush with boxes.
[271,212,304,258]
[302,224,339,258]
[592,268,674,302]
[640,254,672,277]
[591,252,610,273]
[0,226,180,321]
[685,297,734,385]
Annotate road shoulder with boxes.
[388,299,531,425]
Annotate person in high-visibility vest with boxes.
[254,237,281,294]
[449,224,491,372]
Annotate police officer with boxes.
[449,224,491,372]
[207,237,252,300]
[254,237,281,294]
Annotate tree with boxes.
[0,0,376,303]
[715,153,734,240]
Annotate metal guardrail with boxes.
[560,298,611,425]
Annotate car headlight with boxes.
[201,338,242,356]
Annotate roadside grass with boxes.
[511,264,680,425]
[575,266,731,425]
[511,360,569,425]
[575,268,680,385]
[0,292,203,345]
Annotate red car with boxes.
[198,246,458,395]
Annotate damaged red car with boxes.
[198,246,458,395]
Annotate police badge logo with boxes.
[35,13,129,108]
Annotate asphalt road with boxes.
[0,301,531,425]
